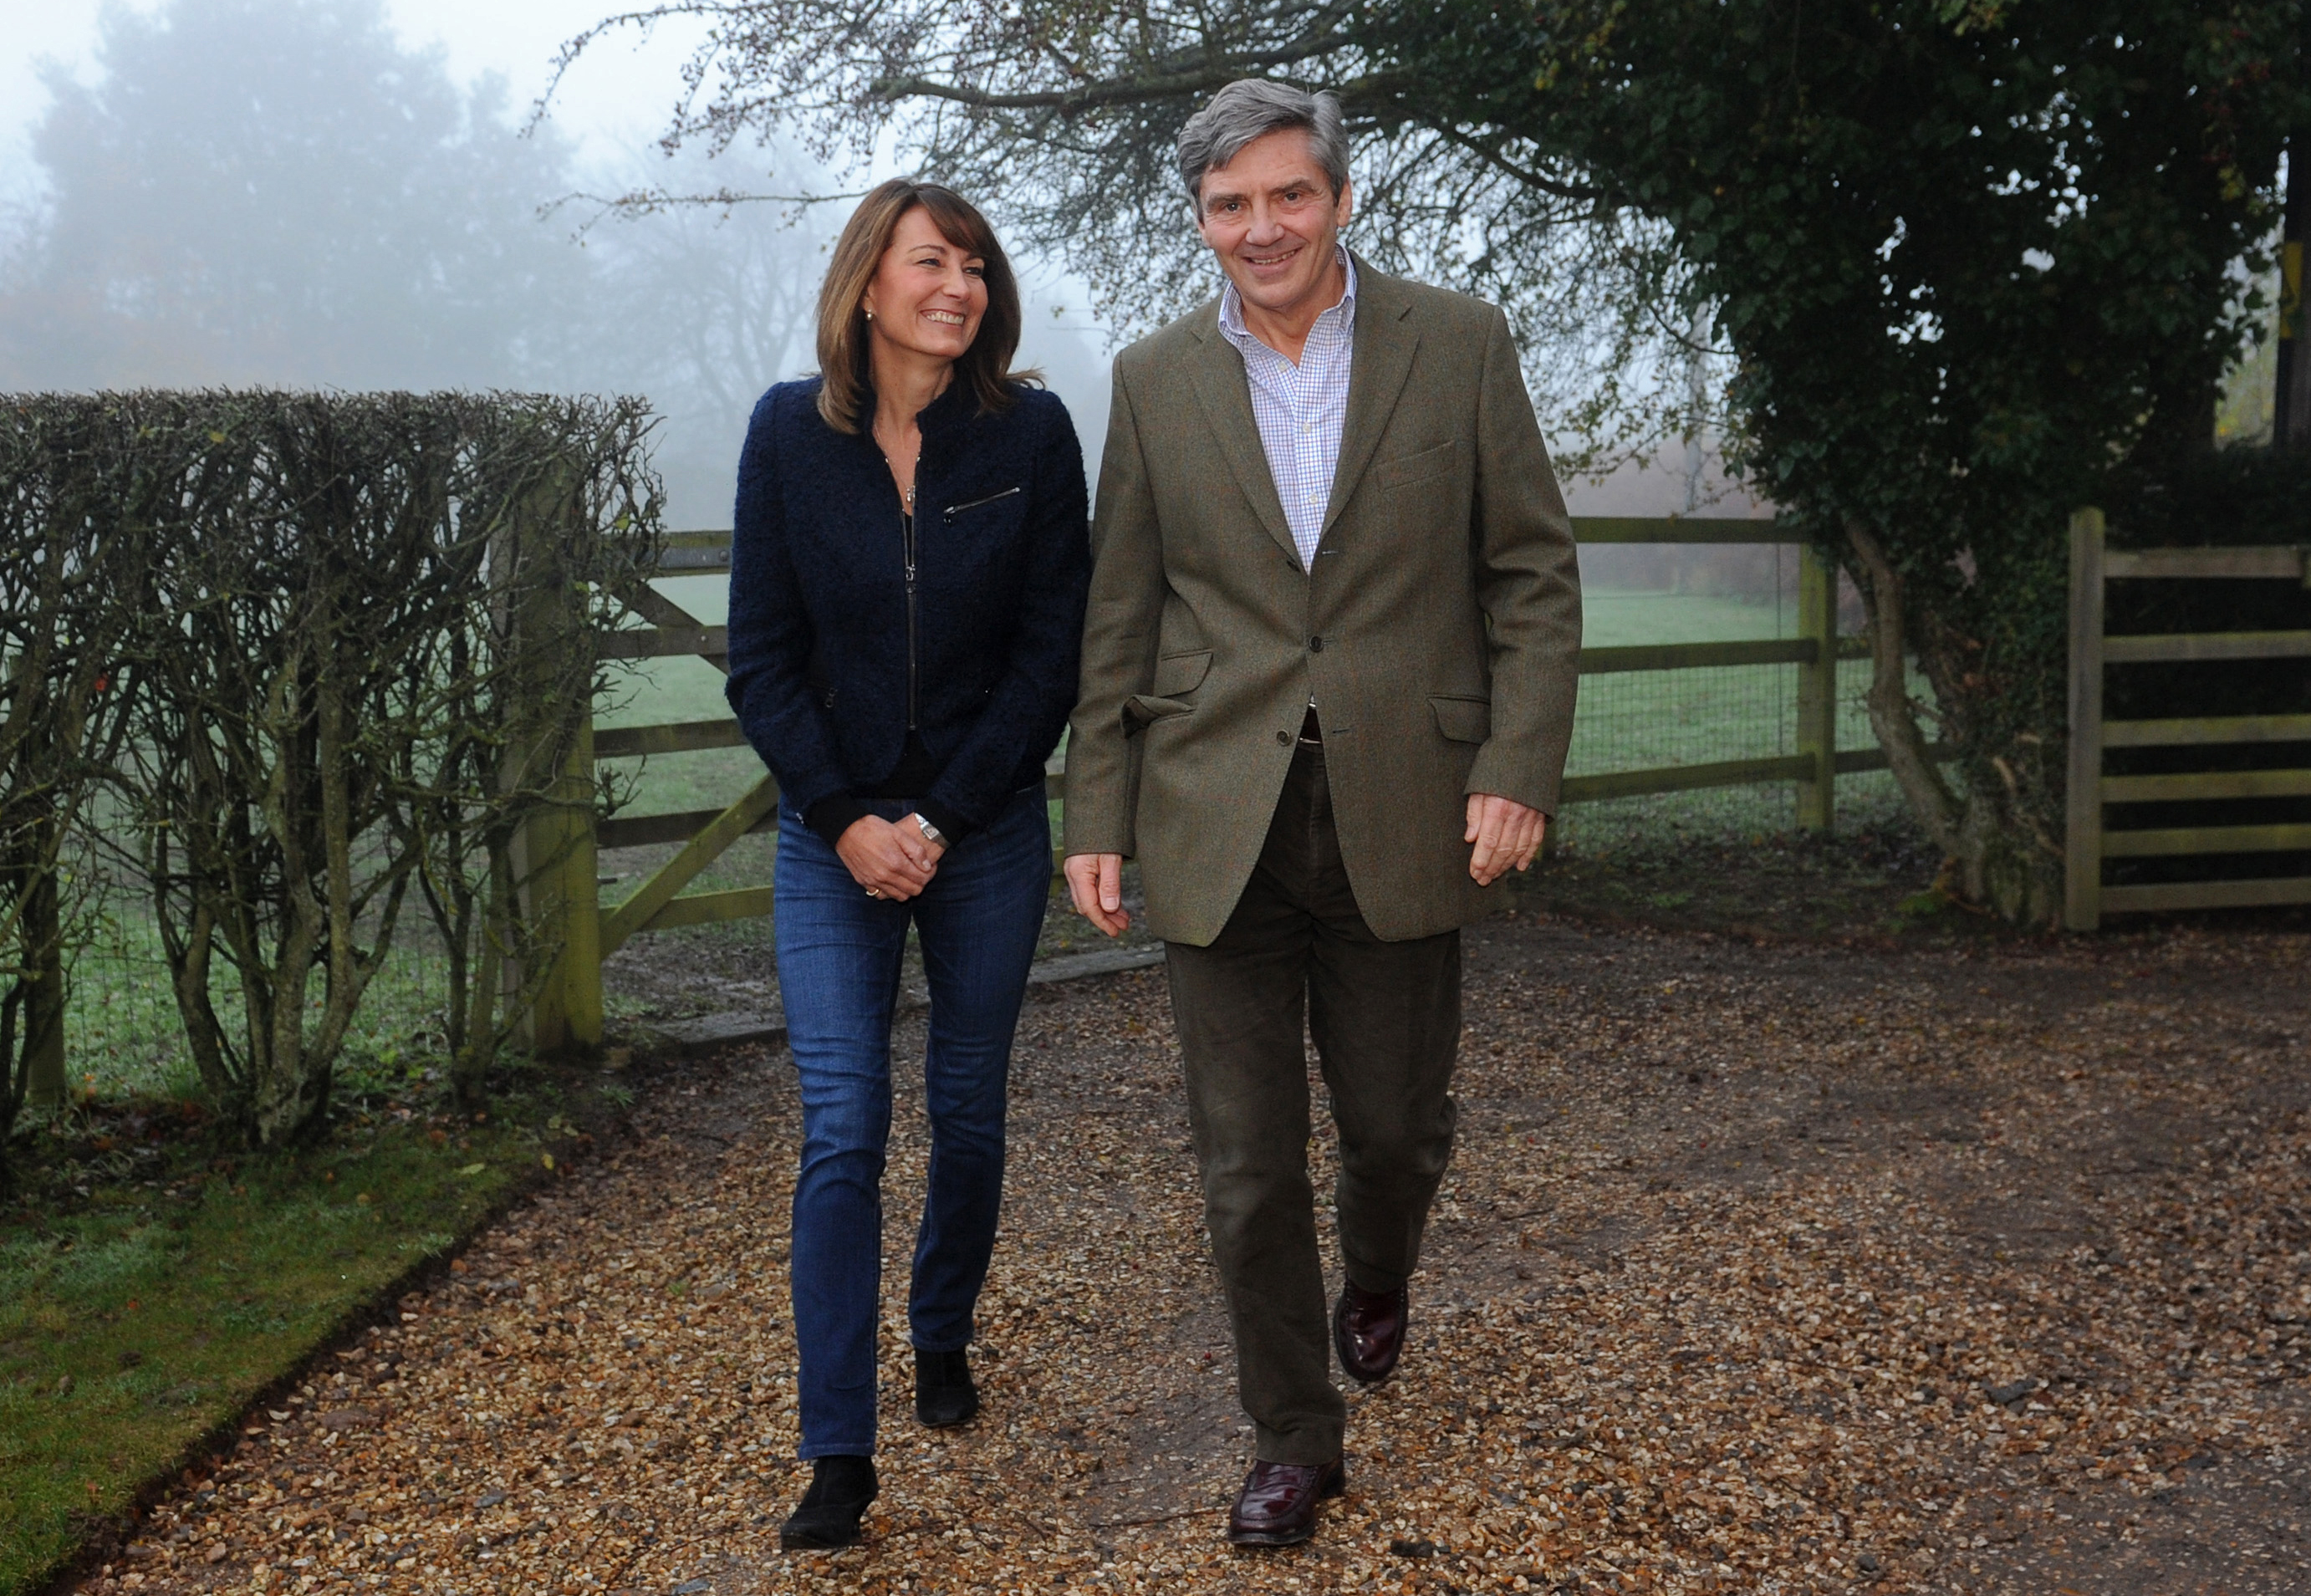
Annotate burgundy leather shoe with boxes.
[1227,1456,1346,1547]
[1334,1280,1409,1384]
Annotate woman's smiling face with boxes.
[861,204,987,366]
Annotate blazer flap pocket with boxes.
[1123,694,1194,734]
[1152,650,1213,696]
[1430,694,1491,743]
[1377,440,1456,490]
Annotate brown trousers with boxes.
[1163,741,1461,1465]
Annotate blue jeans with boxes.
[775,784,1051,1459]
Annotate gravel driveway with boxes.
[84,912,2311,1594]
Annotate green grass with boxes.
[1579,584,1803,646]
[600,582,1864,812]
[0,1060,606,1595]
[589,583,1926,927]
[1560,587,1919,851]
[581,583,1929,958]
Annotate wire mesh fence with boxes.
[1553,653,1907,852]
[64,910,467,1105]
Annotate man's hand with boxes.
[836,815,939,901]
[1064,852,1130,937]
[1465,793,1547,886]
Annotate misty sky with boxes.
[0,0,1714,518]
[1,0,705,191]
[0,0,1131,524]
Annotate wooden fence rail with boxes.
[521,517,1903,1046]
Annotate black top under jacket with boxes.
[725,375,1090,847]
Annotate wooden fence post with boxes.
[2064,507,2107,932]
[501,483,605,1057]
[518,712,604,1054]
[24,872,65,1105]
[1795,543,1838,833]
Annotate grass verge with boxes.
[0,1057,630,1596]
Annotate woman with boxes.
[724,178,1089,1550]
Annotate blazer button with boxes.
[1276,730,1291,746]
[1309,635,1324,652]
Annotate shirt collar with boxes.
[1218,245,1358,354]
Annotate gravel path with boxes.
[84,913,2311,1594]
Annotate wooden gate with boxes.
[2064,507,2311,931]
[589,530,778,949]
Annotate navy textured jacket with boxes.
[725,376,1089,846]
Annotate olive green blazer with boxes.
[1062,258,1583,946]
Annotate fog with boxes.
[0,0,1114,527]
[0,0,1742,531]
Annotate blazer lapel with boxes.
[1321,258,1420,537]
[1186,306,1301,567]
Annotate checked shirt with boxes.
[1217,247,1359,574]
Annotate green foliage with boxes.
[1497,2,2303,920]
[2100,449,2311,731]
[2109,445,2311,548]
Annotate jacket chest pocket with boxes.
[1376,441,1456,491]
[942,485,1023,523]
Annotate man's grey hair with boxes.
[1175,79,1349,208]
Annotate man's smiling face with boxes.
[1195,127,1353,324]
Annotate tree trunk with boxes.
[151,823,237,1103]
[1845,521,2062,925]
[451,845,511,1111]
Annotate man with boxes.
[1062,79,1584,1546]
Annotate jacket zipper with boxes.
[902,507,920,732]
[943,485,1021,522]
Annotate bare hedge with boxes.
[0,391,661,1151]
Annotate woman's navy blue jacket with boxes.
[724,375,1089,846]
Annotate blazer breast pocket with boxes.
[1376,441,1456,491]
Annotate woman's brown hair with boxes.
[814,178,1033,433]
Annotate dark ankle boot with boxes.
[778,1455,877,1550]
[914,1347,979,1428]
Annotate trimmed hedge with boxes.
[0,392,661,1153]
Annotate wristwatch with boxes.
[914,813,946,849]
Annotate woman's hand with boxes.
[837,815,941,901]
